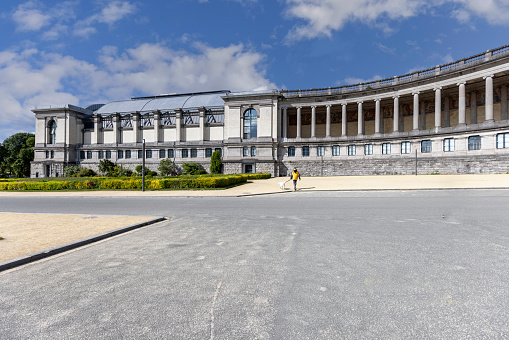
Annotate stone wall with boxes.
[280,155,509,177]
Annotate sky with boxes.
[1,0,509,142]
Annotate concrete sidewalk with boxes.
[1,174,509,197]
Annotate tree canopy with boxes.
[0,132,35,178]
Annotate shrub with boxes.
[76,168,97,177]
[135,165,151,176]
[158,158,178,176]
[64,165,83,177]
[182,162,207,175]
[210,150,222,174]
[98,159,115,176]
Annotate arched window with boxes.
[48,120,56,144]
[243,109,257,139]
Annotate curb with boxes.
[0,216,166,273]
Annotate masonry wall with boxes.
[281,155,509,177]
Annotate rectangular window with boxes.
[317,146,325,156]
[182,149,188,158]
[421,140,432,153]
[332,145,340,156]
[215,148,222,156]
[401,141,411,154]
[46,151,49,158]
[245,164,253,173]
[50,150,54,159]
[382,143,391,155]
[98,151,104,159]
[251,146,256,157]
[118,150,124,159]
[468,136,481,150]
[106,151,111,159]
[125,150,131,159]
[348,145,356,156]
[243,147,248,157]
[288,146,295,157]
[364,144,373,155]
[159,149,165,159]
[80,151,85,159]
[302,146,310,157]
[146,150,152,159]
[168,149,174,158]
[191,148,197,158]
[205,148,212,157]
[138,150,143,159]
[87,151,92,159]
[496,133,509,149]
[443,138,455,152]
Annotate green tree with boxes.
[210,150,222,174]
[182,162,206,175]
[158,158,177,176]
[98,159,115,176]
[64,165,83,177]
[1,132,35,178]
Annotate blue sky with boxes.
[1,0,509,142]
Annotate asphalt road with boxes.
[1,190,509,339]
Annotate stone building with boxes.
[31,45,509,178]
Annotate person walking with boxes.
[290,167,301,191]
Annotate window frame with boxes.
[125,150,131,159]
[317,146,325,157]
[401,141,411,154]
[182,149,189,158]
[382,143,391,155]
[421,140,432,153]
[348,145,356,156]
[159,149,166,159]
[250,146,256,157]
[496,133,509,149]
[302,146,310,157]
[243,108,258,140]
[118,150,124,159]
[332,145,340,156]
[288,146,295,157]
[168,149,174,158]
[190,148,197,158]
[468,136,481,151]
[205,148,212,158]
[364,144,373,155]
[443,138,455,152]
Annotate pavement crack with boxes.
[209,280,222,340]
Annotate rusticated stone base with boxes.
[280,155,509,177]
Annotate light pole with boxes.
[142,139,145,191]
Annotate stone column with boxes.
[458,82,466,125]
[357,101,364,136]
[282,107,288,139]
[296,106,302,139]
[133,112,140,143]
[484,75,494,121]
[326,105,331,138]
[153,110,161,143]
[93,115,101,144]
[434,87,442,130]
[341,103,347,136]
[470,92,477,125]
[501,85,508,121]
[199,107,206,141]
[311,106,316,138]
[420,101,426,130]
[175,109,182,142]
[374,99,381,134]
[393,96,400,133]
[413,92,419,131]
[444,97,450,128]
[113,113,120,144]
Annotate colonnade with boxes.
[281,75,504,139]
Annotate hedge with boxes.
[0,173,271,191]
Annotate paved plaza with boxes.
[1,175,509,339]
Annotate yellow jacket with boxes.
[290,170,301,181]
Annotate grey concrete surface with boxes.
[1,191,509,339]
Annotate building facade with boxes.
[31,45,509,178]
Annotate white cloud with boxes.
[12,1,51,32]
[73,1,136,38]
[375,42,396,55]
[0,43,274,141]
[284,0,509,41]
[342,75,382,86]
